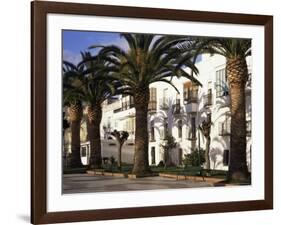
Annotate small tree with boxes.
[159,134,177,167]
[199,114,212,171]
[111,130,129,170]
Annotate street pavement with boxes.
[63,173,212,194]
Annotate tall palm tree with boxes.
[189,38,251,181]
[94,34,201,175]
[78,52,119,169]
[63,61,85,168]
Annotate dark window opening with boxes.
[223,149,230,166]
[151,147,156,165]
[178,120,182,138]
[191,117,196,139]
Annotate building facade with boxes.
[64,54,252,171]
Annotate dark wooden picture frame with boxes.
[31,1,273,224]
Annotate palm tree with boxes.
[94,34,201,175]
[78,52,119,169]
[63,61,84,168]
[189,38,251,181]
[111,130,129,170]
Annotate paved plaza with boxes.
[63,173,212,194]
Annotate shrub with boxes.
[157,160,165,167]
[183,148,205,167]
[110,155,116,165]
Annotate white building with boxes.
[64,54,252,171]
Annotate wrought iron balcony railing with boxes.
[121,101,134,111]
[183,91,198,104]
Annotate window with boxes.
[178,148,183,165]
[183,82,198,103]
[216,68,228,97]
[81,146,87,157]
[150,120,155,141]
[203,88,213,106]
[121,95,134,110]
[174,98,181,114]
[164,118,168,139]
[150,88,157,102]
[191,117,196,139]
[223,149,230,166]
[151,147,156,165]
[148,88,157,111]
[123,118,135,134]
[178,120,182,138]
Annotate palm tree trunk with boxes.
[70,120,83,167]
[68,104,83,168]
[132,88,150,175]
[87,104,102,169]
[205,136,211,170]
[227,57,249,182]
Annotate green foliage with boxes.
[109,155,116,165]
[63,167,86,174]
[111,130,129,145]
[159,134,177,153]
[63,51,121,108]
[96,34,202,98]
[183,148,205,167]
[157,161,165,167]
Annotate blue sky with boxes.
[63,30,129,64]
[62,30,202,65]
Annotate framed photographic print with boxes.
[31,1,273,224]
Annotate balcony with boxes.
[113,108,122,113]
[122,101,134,111]
[218,122,231,136]
[183,90,198,104]
[184,91,198,113]
[159,98,169,110]
[203,94,213,107]
[184,101,198,114]
[148,100,157,114]
[104,99,121,113]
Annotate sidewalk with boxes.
[63,173,212,194]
